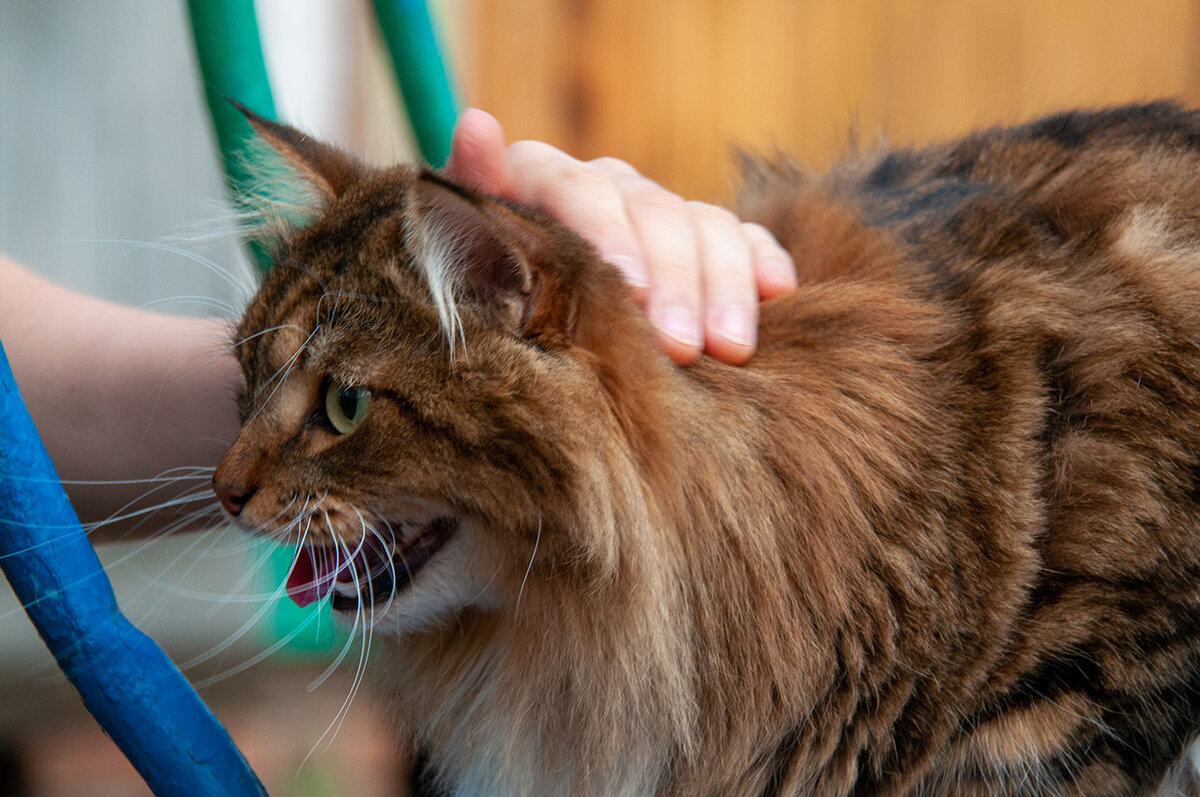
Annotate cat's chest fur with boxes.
[218,102,1200,796]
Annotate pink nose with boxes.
[214,482,255,517]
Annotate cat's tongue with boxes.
[285,547,345,608]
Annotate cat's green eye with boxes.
[324,380,371,434]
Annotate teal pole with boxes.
[185,0,278,272]
[372,0,460,167]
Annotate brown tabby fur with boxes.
[214,102,1200,796]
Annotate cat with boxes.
[213,101,1200,796]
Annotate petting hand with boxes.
[445,108,797,365]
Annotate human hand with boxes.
[445,108,796,365]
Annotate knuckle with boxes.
[589,156,639,177]
[506,139,558,163]
[541,164,614,206]
[628,181,686,217]
[740,221,779,245]
[687,201,740,228]
[741,222,790,254]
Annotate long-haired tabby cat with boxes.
[213,102,1200,796]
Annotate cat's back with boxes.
[725,103,1200,795]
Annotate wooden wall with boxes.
[455,0,1200,200]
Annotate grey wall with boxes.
[0,0,254,311]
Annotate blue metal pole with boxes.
[0,342,266,796]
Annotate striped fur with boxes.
[218,102,1200,795]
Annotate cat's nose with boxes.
[214,481,256,517]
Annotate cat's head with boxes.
[213,111,662,636]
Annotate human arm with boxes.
[0,255,242,539]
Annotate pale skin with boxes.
[0,109,795,537]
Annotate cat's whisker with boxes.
[228,323,307,352]
[315,276,347,330]
[177,566,303,676]
[316,288,400,308]
[248,494,302,542]
[79,488,219,536]
[468,563,504,608]
[307,544,361,694]
[247,324,321,421]
[514,514,542,619]
[120,521,240,628]
[187,602,323,690]
[138,295,241,317]
[271,256,330,296]
[16,464,215,486]
[378,522,411,600]
[81,238,257,299]
[293,495,317,549]
[301,492,330,533]
[362,524,399,613]
[300,576,373,770]
[88,506,229,591]
[1,504,220,630]
[128,525,289,608]
[0,485,218,560]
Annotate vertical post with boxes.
[185,0,279,272]
[372,0,460,167]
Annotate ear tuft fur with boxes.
[408,173,566,347]
[229,98,363,198]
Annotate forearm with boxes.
[0,255,241,538]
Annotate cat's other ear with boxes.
[230,99,362,198]
[408,172,573,341]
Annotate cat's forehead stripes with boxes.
[245,315,319,417]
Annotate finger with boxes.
[505,141,650,294]
[741,222,797,298]
[615,175,704,363]
[588,155,642,181]
[687,202,758,365]
[445,108,509,194]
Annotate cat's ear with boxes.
[231,99,362,198]
[409,172,570,339]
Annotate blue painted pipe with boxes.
[0,342,266,796]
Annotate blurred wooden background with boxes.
[455,0,1200,201]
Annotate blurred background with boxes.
[2,0,1200,795]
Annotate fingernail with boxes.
[717,306,755,348]
[657,304,702,348]
[610,254,649,290]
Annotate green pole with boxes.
[372,0,460,167]
[187,0,347,654]
[185,0,277,272]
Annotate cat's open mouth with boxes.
[284,516,458,610]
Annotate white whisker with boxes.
[248,324,321,422]
[515,515,542,618]
[229,323,306,352]
[81,238,257,299]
